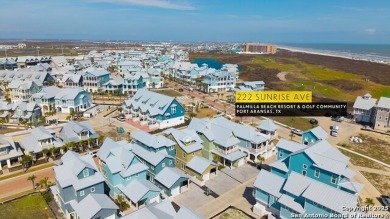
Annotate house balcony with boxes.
[216,146,238,155]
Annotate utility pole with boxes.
[5,47,7,58]
[37,47,40,56]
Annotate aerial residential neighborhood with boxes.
[1,1,390,219]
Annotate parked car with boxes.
[332,116,345,122]
[291,128,303,136]
[117,114,125,122]
[379,195,390,210]
[178,88,184,92]
[309,118,318,125]
[87,151,97,157]
[331,130,338,137]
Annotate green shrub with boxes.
[41,191,52,203]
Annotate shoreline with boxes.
[277,46,390,65]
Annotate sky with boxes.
[1,0,390,43]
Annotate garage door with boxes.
[171,186,180,197]
[203,173,210,181]
[237,158,244,167]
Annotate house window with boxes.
[314,169,320,178]
[313,202,318,207]
[279,151,283,157]
[171,105,177,114]
[83,169,89,177]
[151,166,154,170]
[91,187,95,193]
[302,170,307,176]
[331,175,337,184]
[126,176,131,180]
[80,190,85,197]
[183,153,186,158]
[169,146,174,151]
[162,162,165,167]
[169,160,172,165]
[303,164,307,169]
[182,164,186,169]
[136,173,139,177]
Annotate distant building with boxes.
[243,43,277,54]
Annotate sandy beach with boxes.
[278,46,390,65]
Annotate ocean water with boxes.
[279,43,390,63]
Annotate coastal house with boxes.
[82,68,110,93]
[272,139,362,193]
[301,126,328,145]
[51,151,106,219]
[123,89,185,129]
[31,86,61,114]
[130,131,176,182]
[59,121,98,144]
[374,97,390,132]
[70,193,119,219]
[62,73,83,88]
[0,135,23,171]
[188,117,246,169]
[198,70,236,93]
[103,76,124,94]
[15,56,51,69]
[96,138,149,197]
[54,88,92,114]
[8,80,41,103]
[257,119,278,140]
[118,179,161,209]
[154,167,189,197]
[0,69,52,85]
[19,127,63,159]
[163,128,218,183]
[352,93,377,124]
[253,137,363,218]
[9,102,41,124]
[0,58,17,70]
[122,72,147,95]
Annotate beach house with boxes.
[123,89,185,129]
[59,121,98,144]
[163,128,218,183]
[352,93,377,124]
[253,137,363,218]
[51,151,106,219]
[0,135,23,171]
[54,88,92,114]
[374,97,390,132]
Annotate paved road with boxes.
[196,176,257,218]
[0,166,55,200]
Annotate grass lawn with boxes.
[361,172,390,195]
[152,89,183,97]
[338,134,390,165]
[193,107,218,118]
[213,208,252,219]
[339,150,386,171]
[268,116,314,131]
[0,194,54,219]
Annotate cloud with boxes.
[88,0,195,10]
[364,28,377,35]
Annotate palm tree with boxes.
[39,177,50,190]
[257,155,265,169]
[42,148,51,161]
[27,175,37,190]
[115,195,129,211]
[365,198,374,206]
[189,113,197,118]
[98,136,105,146]
[21,155,32,171]
[68,141,77,151]
[50,147,58,159]
[87,138,94,148]
[79,140,88,152]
